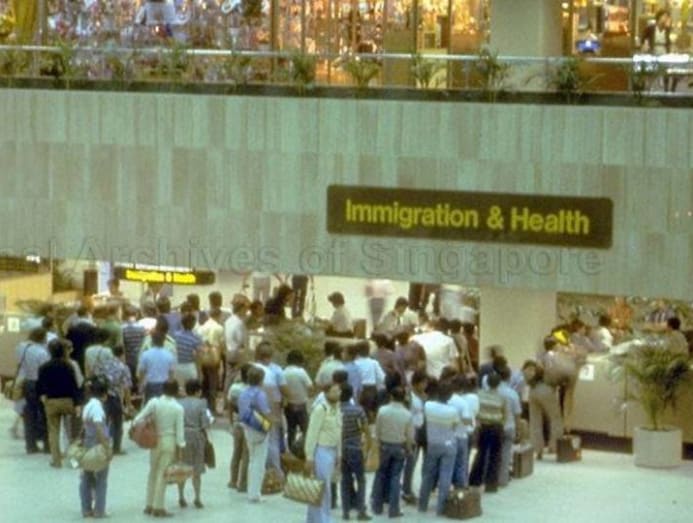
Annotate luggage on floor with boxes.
[557,435,582,463]
[444,488,482,520]
[512,444,534,478]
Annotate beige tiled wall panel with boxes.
[0,89,691,299]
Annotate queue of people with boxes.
[9,277,690,521]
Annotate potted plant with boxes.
[611,344,691,468]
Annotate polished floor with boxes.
[1,398,691,523]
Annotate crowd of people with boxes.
[8,276,690,521]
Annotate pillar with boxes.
[479,286,557,370]
[489,0,563,57]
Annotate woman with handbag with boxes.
[79,378,112,518]
[238,366,271,503]
[134,379,186,518]
[176,379,211,509]
[304,383,342,523]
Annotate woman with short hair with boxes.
[177,379,211,509]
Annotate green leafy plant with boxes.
[611,345,692,431]
[223,50,252,87]
[290,52,317,94]
[474,47,511,102]
[628,61,664,105]
[0,48,29,84]
[411,53,445,89]
[156,39,190,82]
[548,57,600,104]
[261,320,326,377]
[343,58,381,89]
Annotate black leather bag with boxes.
[203,431,215,468]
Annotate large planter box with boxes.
[633,426,682,468]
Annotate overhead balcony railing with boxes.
[1,43,692,104]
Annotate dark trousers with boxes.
[201,365,219,413]
[284,403,308,453]
[341,446,367,517]
[469,424,503,491]
[22,380,46,453]
[371,442,406,517]
[104,394,123,453]
[291,275,309,318]
[144,382,165,405]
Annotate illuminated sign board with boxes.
[327,185,613,249]
[113,266,215,285]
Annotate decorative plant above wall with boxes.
[474,47,511,102]
[343,57,381,89]
[290,52,317,94]
[610,344,692,431]
[411,53,445,89]
[548,57,599,104]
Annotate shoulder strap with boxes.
[14,342,30,379]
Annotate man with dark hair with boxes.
[340,383,372,521]
[196,307,225,413]
[121,305,146,391]
[371,386,412,518]
[84,328,113,379]
[354,341,386,422]
[172,313,203,392]
[137,324,176,403]
[665,317,689,356]
[157,296,182,335]
[38,339,80,467]
[402,370,428,505]
[17,327,50,454]
[66,306,98,374]
[224,296,250,393]
[378,297,417,333]
[315,341,345,390]
[469,373,507,493]
[418,381,458,515]
[283,350,314,450]
[496,365,522,487]
[411,318,459,380]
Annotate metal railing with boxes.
[1,43,692,98]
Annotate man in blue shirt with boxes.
[137,327,176,403]
[497,365,522,487]
[172,314,203,392]
[418,381,458,515]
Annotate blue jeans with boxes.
[80,466,109,516]
[469,424,503,491]
[307,446,337,523]
[402,444,421,496]
[340,446,366,517]
[371,443,406,517]
[499,427,515,487]
[144,382,165,404]
[452,437,470,489]
[418,442,456,515]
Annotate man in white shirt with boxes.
[497,366,522,488]
[315,342,346,390]
[195,308,225,413]
[327,292,354,336]
[589,315,614,353]
[224,298,249,393]
[378,297,418,334]
[411,320,459,379]
[283,350,314,451]
[448,375,475,489]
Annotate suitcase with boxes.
[512,444,534,478]
[557,435,582,463]
[443,488,482,520]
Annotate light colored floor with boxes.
[1,397,691,523]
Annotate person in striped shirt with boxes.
[172,314,203,393]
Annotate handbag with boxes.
[283,472,325,507]
[262,467,284,495]
[81,444,110,472]
[164,462,194,484]
[203,430,215,468]
[129,413,158,449]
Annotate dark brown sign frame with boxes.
[327,185,613,249]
